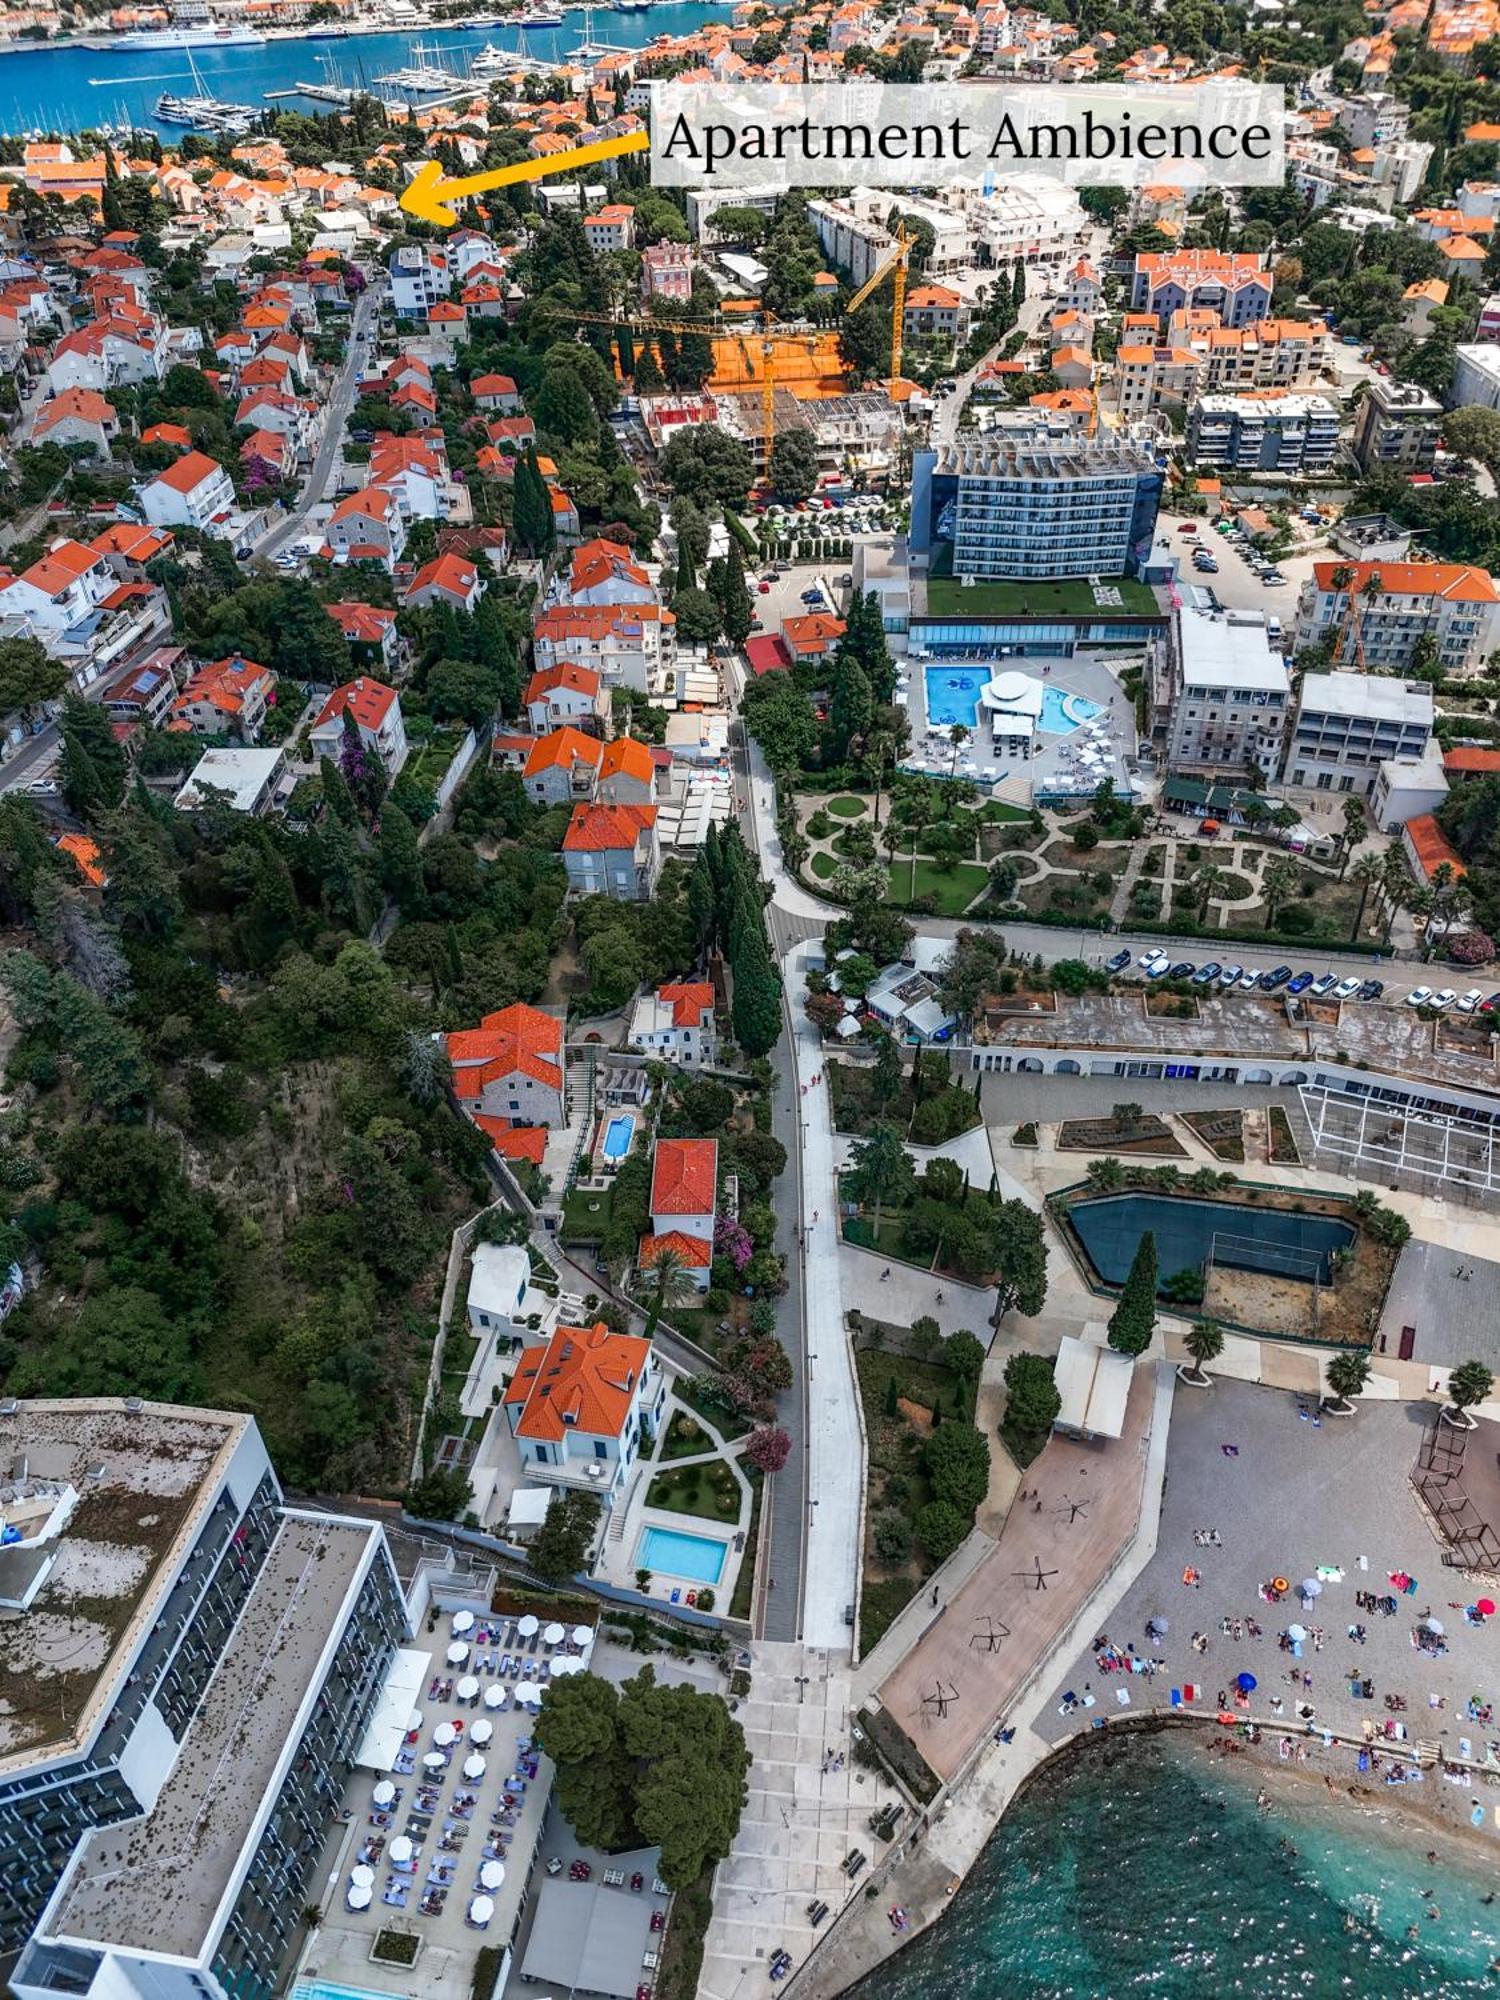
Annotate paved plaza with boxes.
[1036,1379,1500,1754]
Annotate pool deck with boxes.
[903,650,1142,799]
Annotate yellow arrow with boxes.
[400,132,651,227]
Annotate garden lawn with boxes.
[645,1458,743,1524]
[560,1184,613,1243]
[925,576,1158,618]
[810,850,838,880]
[827,795,867,818]
[885,858,989,914]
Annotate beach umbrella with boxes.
[484,1685,507,1710]
[471,1719,493,1747]
[452,1610,475,1636]
[446,1642,470,1666]
[456,1675,480,1702]
[543,1621,566,1646]
[571,1624,593,1647]
[1287,1623,1306,1643]
[372,1780,395,1808]
[351,1863,375,1889]
[517,1614,540,1638]
[423,1751,446,1771]
[481,1859,506,1892]
[434,1722,457,1748]
[469,1894,494,1926]
[389,1835,413,1865]
[1422,1616,1445,1635]
[551,1655,585,1678]
[463,1753,487,1780]
[348,1883,373,1912]
[1146,1615,1168,1637]
[1299,1579,1322,1601]
[1479,1599,1497,1616]
[1236,1672,1257,1693]
[519,1682,543,1707]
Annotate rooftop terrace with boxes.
[52,1513,375,1961]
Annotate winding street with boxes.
[253,282,381,561]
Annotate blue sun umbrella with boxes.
[1236,1672,1257,1693]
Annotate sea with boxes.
[0,4,729,138]
[848,1732,1500,1999]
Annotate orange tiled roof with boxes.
[657,980,714,1029]
[562,800,656,852]
[314,676,397,733]
[638,1229,712,1269]
[1311,560,1498,603]
[56,831,106,888]
[474,1118,547,1164]
[448,1002,562,1095]
[599,736,653,788]
[504,1320,651,1441]
[1405,812,1466,882]
[650,1136,717,1215]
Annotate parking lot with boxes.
[1162,515,1322,628]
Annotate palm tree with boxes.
[1323,1349,1371,1414]
[1179,1316,1224,1387]
[948,722,972,778]
[1444,1358,1495,1430]
[642,1245,697,1335]
[1262,856,1300,931]
[1338,796,1366,880]
[863,729,894,827]
[1189,861,1232,923]
[905,791,933,900]
[1348,852,1384,941]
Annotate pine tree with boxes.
[1107,1230,1158,1357]
[1012,261,1026,309]
[444,923,465,989]
[719,538,753,646]
[513,446,554,554]
[378,802,425,914]
[319,753,357,827]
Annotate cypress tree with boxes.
[1012,261,1026,309]
[1107,1230,1159,1357]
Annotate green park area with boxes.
[924,576,1159,619]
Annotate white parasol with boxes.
[516,1614,540,1638]
[456,1675,480,1702]
[447,1641,470,1666]
[1286,1623,1307,1643]
[452,1610,475,1635]
[470,1719,493,1746]
[347,1883,373,1911]
[406,1708,423,1732]
[571,1624,593,1647]
[372,1780,395,1808]
[469,1894,494,1926]
[543,1621,566,1646]
[389,1835,414,1865]
[481,1859,506,1891]
[484,1685,507,1710]
[350,1864,375,1889]
[463,1752,487,1780]
[434,1722,457,1748]
[423,1751,446,1771]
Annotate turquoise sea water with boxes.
[848,1733,1500,1999]
[0,5,729,136]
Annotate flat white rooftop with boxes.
[1178,606,1289,694]
[1297,671,1433,725]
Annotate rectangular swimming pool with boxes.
[925,666,989,728]
[602,1112,635,1165]
[638,1525,727,1585]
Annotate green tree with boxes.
[671,586,723,646]
[1324,1348,1371,1413]
[0,636,66,724]
[378,801,425,914]
[1108,1229,1158,1356]
[914,1498,968,1562]
[642,1243,696,1334]
[513,445,556,554]
[730,931,782,1057]
[406,1465,472,1519]
[1181,1315,1224,1385]
[845,1122,914,1239]
[769,426,818,499]
[528,1489,603,1583]
[922,1419,990,1514]
[943,1328,985,1383]
[1003,1350,1060,1435]
[714,537,754,646]
[990,1197,1048,1320]
[1446,1359,1495,1428]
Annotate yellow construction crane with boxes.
[845,223,913,395]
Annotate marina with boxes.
[0,2,727,136]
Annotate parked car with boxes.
[1194,557,1219,573]
[1457,988,1485,1012]
[1218,964,1244,987]
[1306,973,1338,997]
[1480,991,1500,1012]
[757,581,772,594]
[1357,979,1384,1001]
[1431,988,1458,1010]
[1140,948,1172,978]
[1332,977,1362,1001]
[1167,961,1196,980]
[1238,967,1263,989]
[800,588,824,604]
[1178,522,1198,534]
[1260,965,1293,991]
[1406,985,1434,1008]
[1191,962,1222,984]
[1107,948,1133,972]
[1286,972,1315,995]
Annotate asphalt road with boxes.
[253,283,381,562]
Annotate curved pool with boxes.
[1069,1192,1355,1291]
[1039,687,1104,734]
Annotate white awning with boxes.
[354,1646,433,1771]
[1053,1334,1132,1440]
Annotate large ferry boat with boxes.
[513,4,565,28]
[119,17,266,47]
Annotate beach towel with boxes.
[1171,1688,1183,1708]
[1116,1689,1131,1707]
[1474,1805,1487,1828]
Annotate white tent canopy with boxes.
[1052,1333,1133,1440]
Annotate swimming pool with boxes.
[602,1112,635,1166]
[294,1982,402,2000]
[638,1525,727,1585]
[925,666,990,728]
[1068,1193,1355,1292]
[1039,687,1104,735]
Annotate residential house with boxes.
[471,371,521,412]
[174,744,286,815]
[1351,377,1443,474]
[532,602,676,693]
[582,203,635,252]
[639,1136,717,1290]
[102,647,180,730]
[502,1321,664,1513]
[322,487,405,570]
[324,601,400,672]
[524,662,610,735]
[447,1001,566,1128]
[627,981,717,1069]
[32,387,118,458]
[389,243,451,317]
[1130,249,1273,326]
[523,726,603,806]
[308,677,408,776]
[558,538,655,609]
[465,1242,535,1345]
[1292,561,1500,677]
[0,537,115,633]
[169,653,276,741]
[641,241,694,303]
[139,449,236,535]
[597,735,655,805]
[561,801,659,900]
[404,552,482,613]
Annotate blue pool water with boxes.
[1069,1192,1355,1292]
[602,1113,635,1166]
[1039,687,1104,734]
[925,667,990,728]
[294,1983,401,2000]
[638,1526,727,1585]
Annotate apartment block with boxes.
[1293,561,1500,677]
[1130,250,1273,326]
[1352,377,1444,473]
[909,427,1163,582]
[1166,606,1291,780]
[1185,393,1339,473]
[1283,671,1435,796]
